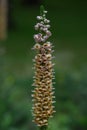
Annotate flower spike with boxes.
[32,6,56,127]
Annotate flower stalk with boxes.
[32,5,56,129]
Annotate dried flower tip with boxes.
[52,96,55,98]
[43,120,48,123]
[52,101,56,103]
[46,54,52,59]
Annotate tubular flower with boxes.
[32,6,56,127]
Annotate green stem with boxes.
[40,126,47,130]
[40,5,45,16]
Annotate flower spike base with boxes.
[32,5,56,129]
[40,125,47,130]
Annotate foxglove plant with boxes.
[32,6,56,130]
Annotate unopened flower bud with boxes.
[46,31,52,36]
[35,24,39,30]
[40,21,44,24]
[43,28,48,32]
[37,16,43,20]
[46,25,51,28]
[41,38,46,42]
[43,35,49,41]
[44,10,48,13]
[43,14,46,17]
[44,19,50,23]
[34,33,42,43]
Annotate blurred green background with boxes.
[0,0,87,130]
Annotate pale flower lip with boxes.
[33,43,41,50]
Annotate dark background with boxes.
[0,0,87,130]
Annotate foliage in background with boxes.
[0,0,87,130]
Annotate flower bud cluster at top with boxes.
[32,6,55,127]
[34,8,52,43]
